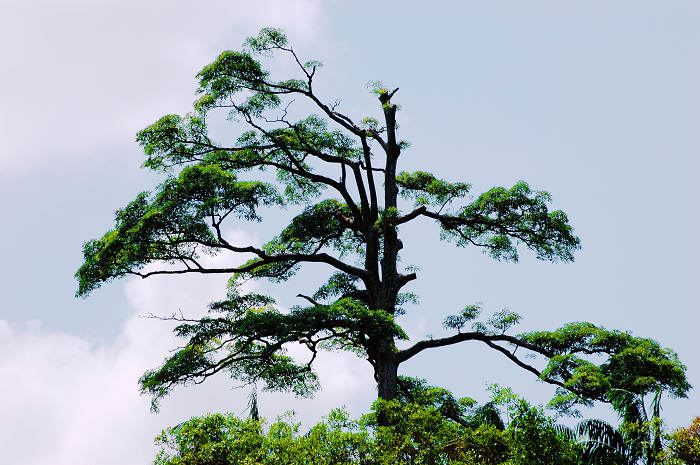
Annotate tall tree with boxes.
[76,28,688,416]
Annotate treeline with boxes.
[154,383,699,465]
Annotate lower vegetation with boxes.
[153,381,699,465]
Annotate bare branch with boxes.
[297,294,321,306]
[396,206,427,225]
[395,331,586,398]
[397,331,553,363]
[129,246,368,281]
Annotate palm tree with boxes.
[558,386,665,465]
[247,386,260,421]
[608,386,664,465]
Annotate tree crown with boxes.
[76,28,688,416]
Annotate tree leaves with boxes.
[195,50,276,115]
[520,323,690,407]
[245,27,289,53]
[396,171,471,208]
[487,309,522,334]
[76,163,281,296]
[231,199,362,283]
[443,304,481,332]
[139,296,407,410]
[313,272,361,302]
[435,182,580,262]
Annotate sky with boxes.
[1,1,698,463]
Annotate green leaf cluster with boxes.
[140,296,407,410]
[667,416,700,464]
[396,171,471,208]
[76,164,280,296]
[520,322,689,410]
[440,182,580,262]
[313,272,362,301]
[443,304,482,332]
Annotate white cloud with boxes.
[0,228,374,465]
[0,0,324,177]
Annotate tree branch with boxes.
[130,248,368,281]
[296,294,321,306]
[397,331,553,363]
[396,331,580,396]
[396,206,427,225]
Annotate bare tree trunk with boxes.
[376,345,398,401]
[374,340,398,427]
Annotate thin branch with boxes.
[360,136,379,221]
[128,246,368,281]
[237,106,364,222]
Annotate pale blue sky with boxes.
[1,1,698,463]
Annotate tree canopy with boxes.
[76,28,689,418]
[153,392,585,465]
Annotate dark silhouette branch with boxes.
[397,331,553,363]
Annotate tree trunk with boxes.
[374,339,398,428]
[374,91,401,426]
[375,340,398,400]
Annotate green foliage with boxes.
[76,163,281,296]
[153,396,586,465]
[459,385,582,465]
[568,418,633,465]
[152,374,692,465]
[140,293,408,410]
[245,27,289,53]
[503,402,582,465]
[667,417,700,465]
[520,323,689,412]
[195,49,276,115]
[486,309,521,334]
[554,386,685,465]
[313,272,361,301]
[154,409,372,465]
[438,182,580,262]
[396,376,478,428]
[396,171,471,208]
[265,199,359,256]
[368,399,465,464]
[435,308,689,417]
[443,304,482,332]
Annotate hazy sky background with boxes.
[1,1,698,463]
